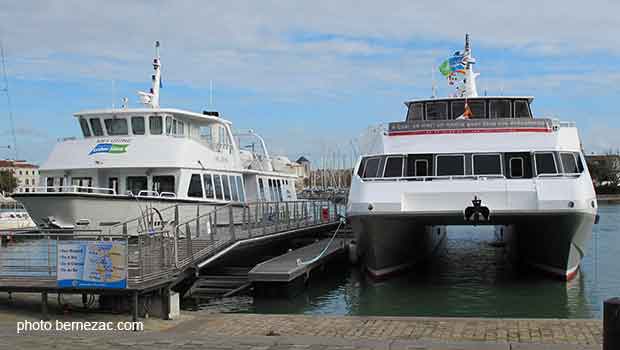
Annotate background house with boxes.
[0,160,40,193]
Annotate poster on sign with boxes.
[57,240,127,289]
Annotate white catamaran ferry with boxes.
[14,42,298,229]
[347,35,598,280]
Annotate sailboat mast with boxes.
[0,41,17,159]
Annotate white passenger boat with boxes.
[0,200,36,231]
[347,35,598,280]
[14,42,298,229]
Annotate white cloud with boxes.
[1,0,620,160]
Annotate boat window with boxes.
[258,178,266,201]
[90,118,104,136]
[436,155,465,176]
[200,126,213,143]
[153,175,175,194]
[236,176,245,202]
[172,119,178,135]
[126,176,147,195]
[535,152,558,175]
[222,175,231,201]
[356,158,367,177]
[71,177,92,192]
[203,174,215,199]
[165,116,172,135]
[108,177,119,195]
[104,118,129,135]
[79,118,91,137]
[270,179,277,201]
[575,153,585,173]
[178,120,184,136]
[489,100,512,118]
[149,116,163,135]
[425,101,448,120]
[230,176,239,201]
[415,160,429,176]
[383,156,403,178]
[407,103,424,121]
[213,175,223,199]
[187,174,203,198]
[131,116,145,135]
[560,152,579,173]
[362,157,384,178]
[451,100,486,119]
[405,155,432,177]
[509,157,524,178]
[514,100,531,118]
[473,154,502,175]
[277,180,283,201]
[46,177,54,192]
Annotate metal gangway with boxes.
[0,200,343,293]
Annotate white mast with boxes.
[462,34,479,98]
[138,41,161,108]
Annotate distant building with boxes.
[0,160,40,193]
[295,156,311,179]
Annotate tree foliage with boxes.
[0,170,18,194]
[587,155,620,194]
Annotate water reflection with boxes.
[3,205,616,318]
[190,204,620,318]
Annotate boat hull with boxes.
[12,193,227,229]
[350,210,595,281]
[507,211,595,280]
[350,215,447,278]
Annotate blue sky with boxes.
[0,1,619,166]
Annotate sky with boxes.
[0,0,619,166]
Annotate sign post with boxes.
[57,240,127,289]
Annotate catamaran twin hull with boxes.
[347,178,597,280]
[349,209,594,280]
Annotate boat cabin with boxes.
[405,96,534,121]
[76,108,235,154]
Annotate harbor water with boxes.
[193,203,620,319]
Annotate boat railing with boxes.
[362,173,582,182]
[23,186,116,195]
[362,174,506,182]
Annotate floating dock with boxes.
[249,237,347,297]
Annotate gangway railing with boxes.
[0,199,343,290]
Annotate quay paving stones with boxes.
[0,294,603,349]
[181,314,602,346]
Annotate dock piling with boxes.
[41,292,48,321]
[229,205,235,240]
[132,291,139,324]
[604,297,620,350]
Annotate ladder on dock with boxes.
[189,267,252,298]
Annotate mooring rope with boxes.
[296,216,345,266]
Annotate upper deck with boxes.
[404,96,534,121]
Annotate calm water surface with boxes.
[195,203,620,319]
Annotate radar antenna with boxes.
[138,41,162,108]
[462,34,479,98]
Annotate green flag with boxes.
[439,59,451,77]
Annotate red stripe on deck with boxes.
[388,127,552,136]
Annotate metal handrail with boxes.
[0,199,344,287]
